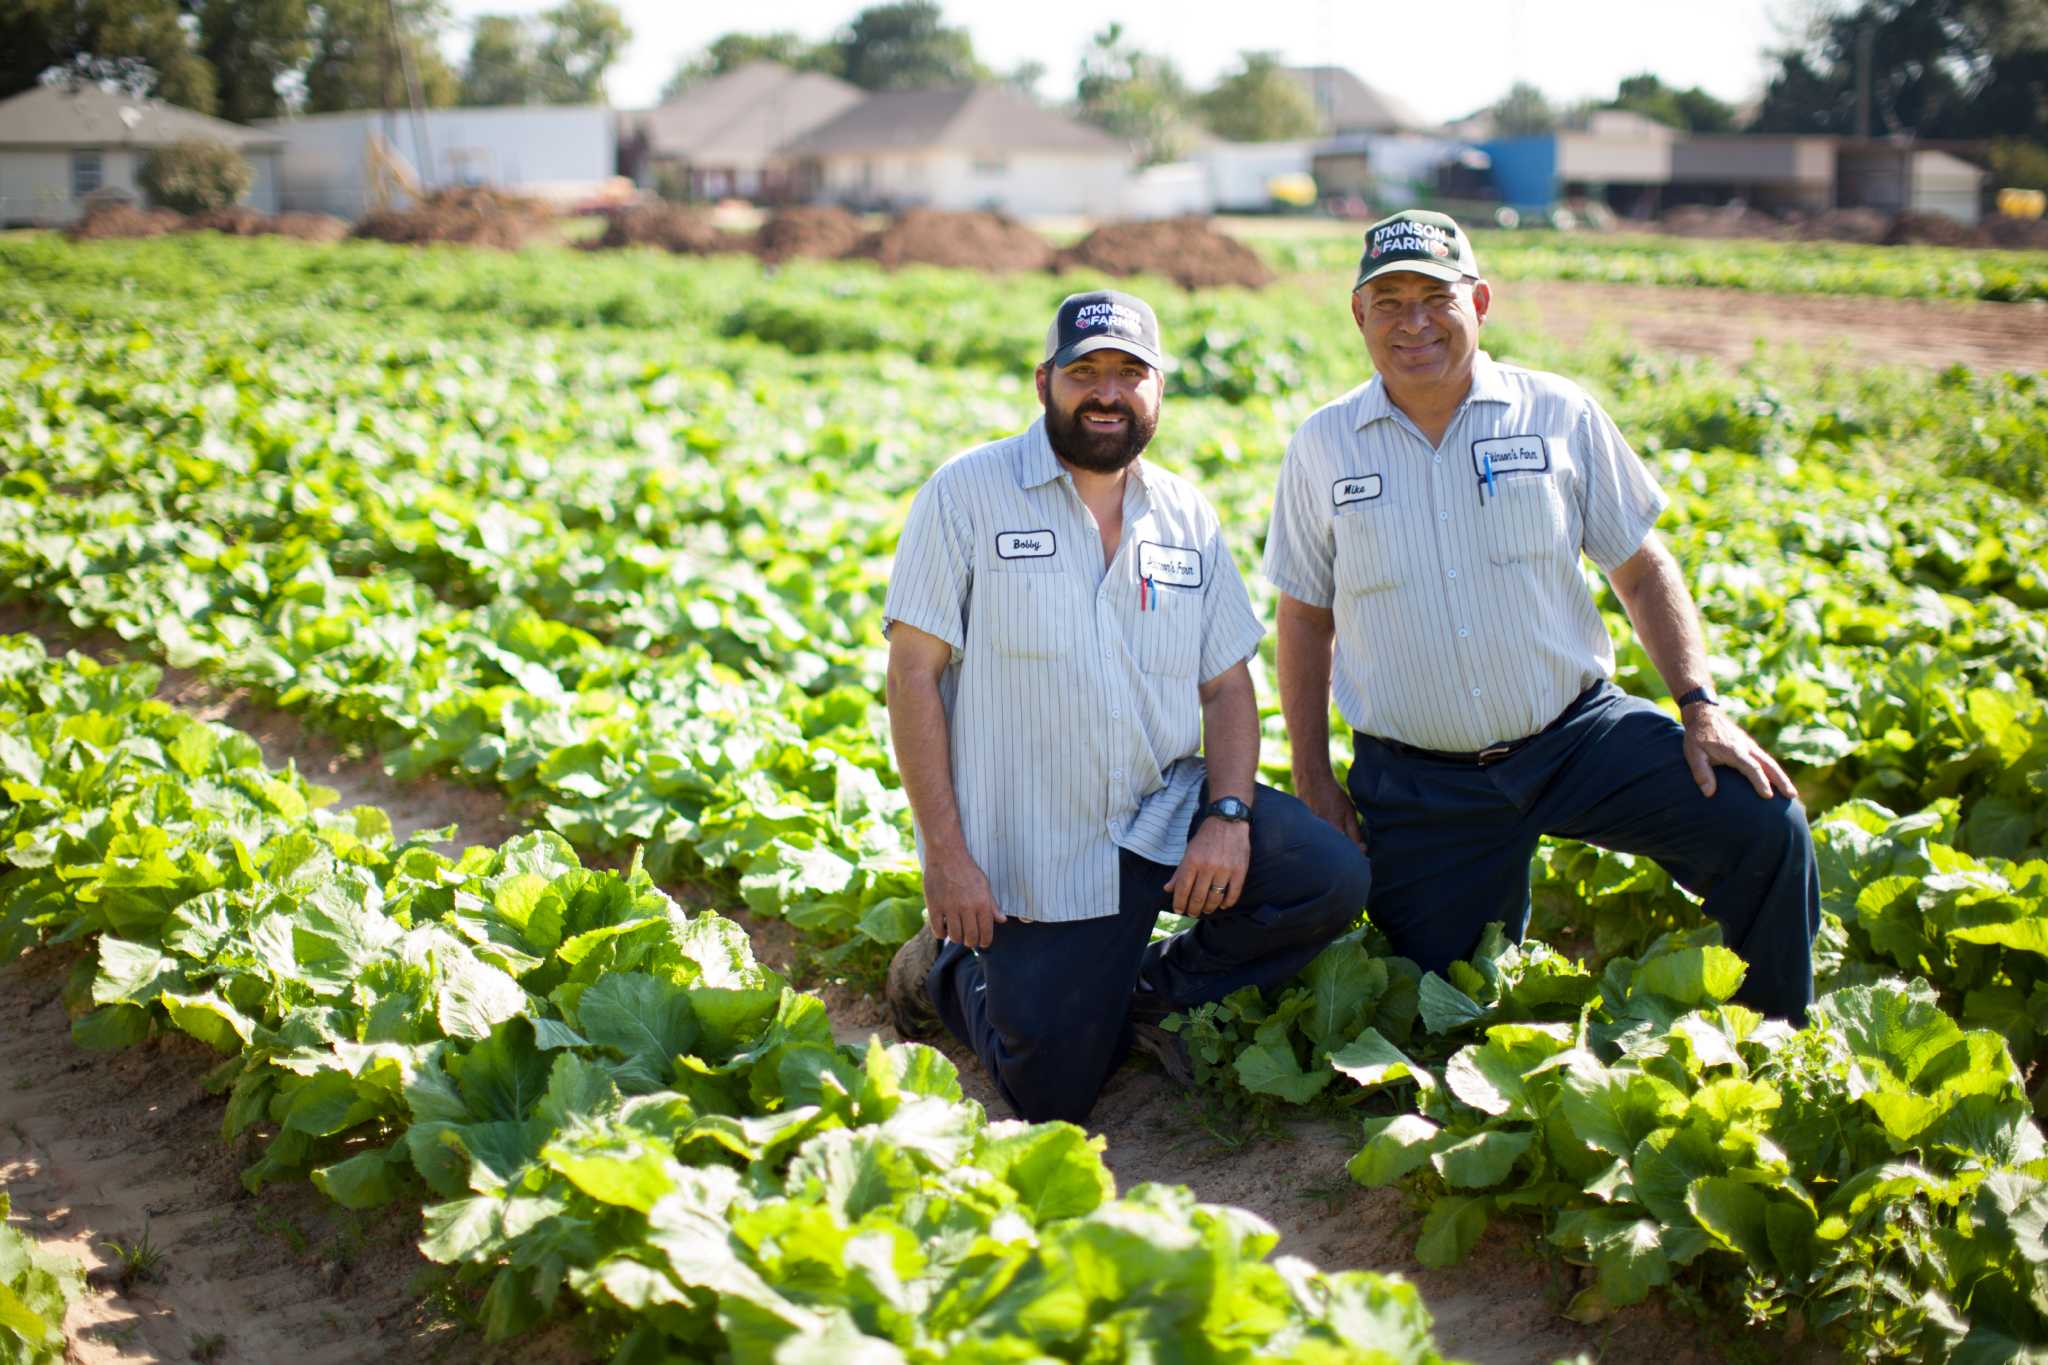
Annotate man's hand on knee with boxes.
[1683,707,1796,801]
[924,848,1005,948]
[1166,820,1251,916]
[1296,768,1366,850]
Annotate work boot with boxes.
[886,923,942,1040]
[1128,989,1196,1088]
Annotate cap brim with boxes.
[1051,334,1173,371]
[1353,258,1470,291]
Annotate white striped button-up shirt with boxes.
[1264,352,1667,752]
[884,417,1264,923]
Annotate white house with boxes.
[258,105,615,219]
[634,62,864,201]
[777,85,1131,218]
[0,83,283,226]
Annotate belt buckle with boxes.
[1475,742,1514,766]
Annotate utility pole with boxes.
[1855,22,1873,139]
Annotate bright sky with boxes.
[440,0,1791,121]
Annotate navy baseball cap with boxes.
[1354,210,1480,290]
[1043,290,1172,371]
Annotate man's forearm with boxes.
[1612,541,1711,701]
[1200,671,1259,804]
[885,669,970,858]
[1276,601,1340,784]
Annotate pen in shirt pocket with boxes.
[1478,453,1497,507]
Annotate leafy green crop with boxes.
[0,636,1469,1362]
[0,1194,81,1365]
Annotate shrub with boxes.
[138,139,252,215]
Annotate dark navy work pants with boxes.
[927,784,1371,1125]
[1347,681,1819,1022]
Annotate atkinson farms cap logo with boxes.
[1074,299,1143,333]
[1046,289,1171,370]
[1353,210,1477,289]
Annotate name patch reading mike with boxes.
[1332,474,1384,508]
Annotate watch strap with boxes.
[1675,686,1719,709]
[1202,796,1252,823]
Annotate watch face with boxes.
[1213,797,1250,821]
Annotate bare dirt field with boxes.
[1492,279,2048,375]
[1,619,1818,1365]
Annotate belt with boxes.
[1375,734,1536,766]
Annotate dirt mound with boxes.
[581,202,749,254]
[1058,216,1275,289]
[179,206,349,242]
[353,187,552,248]
[755,205,867,262]
[66,202,186,240]
[271,210,351,242]
[850,208,1055,272]
[1658,203,1792,240]
[1793,207,1891,243]
[1984,214,2048,250]
[1885,209,1981,247]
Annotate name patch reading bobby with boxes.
[1470,435,1549,478]
[996,530,1056,560]
[1332,474,1384,508]
[1138,541,1202,588]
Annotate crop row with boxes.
[0,635,1466,1363]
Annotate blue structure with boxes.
[1478,136,1558,213]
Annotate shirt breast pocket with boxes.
[1135,586,1200,677]
[1334,502,1404,596]
[1484,476,1567,565]
[978,569,1073,661]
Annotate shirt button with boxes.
[1110,708,1121,719]
[1111,769,1124,780]
[1458,627,1471,638]
[1446,568,1458,579]
[1438,511,1448,521]
[1471,687,1482,697]
[1433,455,1442,464]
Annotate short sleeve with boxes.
[1575,398,1669,572]
[1262,427,1337,607]
[1199,516,1264,684]
[882,476,973,653]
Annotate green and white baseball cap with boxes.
[1353,210,1480,291]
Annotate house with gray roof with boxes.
[633,62,864,201]
[0,82,283,225]
[776,84,1132,216]
[1284,67,1428,135]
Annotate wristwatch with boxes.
[1675,686,1720,710]
[1201,795,1253,824]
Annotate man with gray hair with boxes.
[1266,210,1818,1021]
[882,289,1371,1124]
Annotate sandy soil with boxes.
[1492,279,2048,375]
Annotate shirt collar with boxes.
[1353,349,1511,429]
[1016,416,1153,492]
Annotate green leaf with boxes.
[972,1122,1112,1222]
[1347,1114,1444,1187]
[1629,946,1746,1008]
[577,972,699,1092]
[1686,1175,1773,1265]
[1418,974,1487,1034]
[1327,1027,1435,1097]
[1415,1194,1489,1267]
[545,1138,676,1214]
[1233,1038,1333,1102]
[313,1145,405,1209]
[1431,1128,1534,1189]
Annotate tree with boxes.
[534,0,630,104]
[460,14,540,106]
[1604,72,1736,132]
[659,31,835,100]
[303,0,457,114]
[1194,50,1319,142]
[1490,80,1557,136]
[139,137,251,211]
[1752,0,2048,140]
[1075,23,1193,165]
[194,0,311,121]
[1,0,219,111]
[829,1,983,91]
